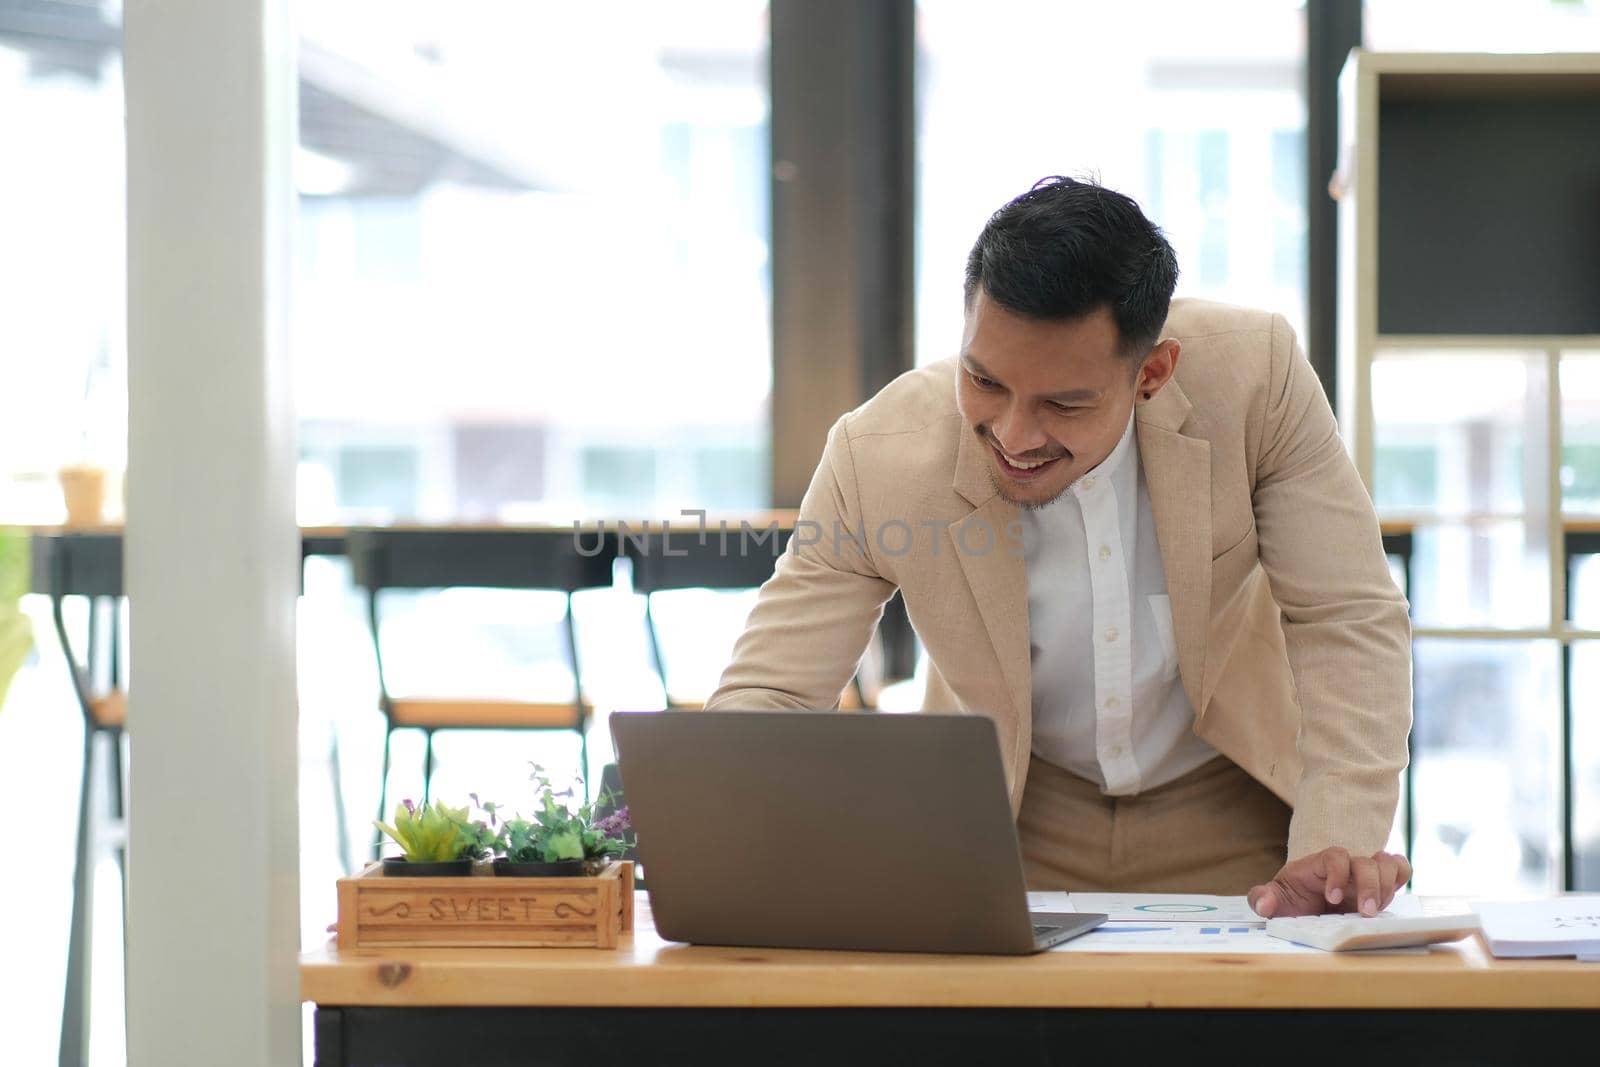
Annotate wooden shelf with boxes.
[1359,51,1600,94]
[1373,336,1600,352]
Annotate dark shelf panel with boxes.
[1378,92,1600,336]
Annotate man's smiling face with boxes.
[956,290,1174,510]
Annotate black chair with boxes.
[621,524,883,709]
[32,532,124,1067]
[347,528,616,857]
[622,525,791,708]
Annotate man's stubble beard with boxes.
[986,468,1072,511]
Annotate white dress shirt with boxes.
[1021,414,1219,795]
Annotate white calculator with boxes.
[1265,912,1481,951]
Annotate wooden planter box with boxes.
[336,860,635,950]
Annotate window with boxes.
[293,1,772,524]
[1350,11,1600,888]
[582,447,658,510]
[1372,353,1549,630]
[1577,641,1600,888]
[1410,639,1562,896]
[337,447,420,516]
[1365,0,1600,52]
[1564,356,1600,518]
[695,445,765,513]
[915,1,1308,366]
[1270,128,1304,289]
[0,23,126,523]
[1564,356,1600,887]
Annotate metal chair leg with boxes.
[108,728,128,1054]
[562,593,591,800]
[60,729,95,1067]
[579,723,591,802]
[108,728,126,872]
[329,719,351,876]
[85,599,100,690]
[373,727,394,861]
[643,595,670,707]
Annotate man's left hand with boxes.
[1247,847,1412,918]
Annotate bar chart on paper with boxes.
[1053,923,1321,954]
[1026,893,1425,954]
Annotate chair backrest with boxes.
[1568,525,1600,620]
[623,526,793,594]
[346,528,616,594]
[31,533,123,598]
[31,533,126,728]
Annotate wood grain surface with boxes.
[303,896,1600,1010]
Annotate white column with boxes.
[123,2,299,1065]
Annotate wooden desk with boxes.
[302,898,1600,1067]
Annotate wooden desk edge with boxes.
[299,934,1600,1011]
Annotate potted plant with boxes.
[374,797,498,876]
[492,768,632,877]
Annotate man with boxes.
[707,176,1412,918]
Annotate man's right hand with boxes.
[1248,846,1413,918]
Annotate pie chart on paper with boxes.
[1068,894,1263,924]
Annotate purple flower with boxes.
[594,806,631,838]
[402,798,416,816]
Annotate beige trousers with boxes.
[1017,753,1291,895]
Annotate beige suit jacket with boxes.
[707,299,1412,861]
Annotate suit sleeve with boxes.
[1252,314,1412,860]
[705,414,898,711]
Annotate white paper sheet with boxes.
[1028,891,1426,954]
[1050,922,1321,954]
[1026,891,1076,913]
[1060,892,1423,923]
[1472,895,1600,957]
[1066,893,1263,923]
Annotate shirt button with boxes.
[1107,744,1124,758]
[1104,696,1120,710]
[1081,476,1098,491]
[1098,545,1112,562]
[1104,626,1119,643]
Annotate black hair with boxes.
[963,176,1179,355]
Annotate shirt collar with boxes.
[1068,411,1137,496]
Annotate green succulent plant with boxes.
[374,798,495,863]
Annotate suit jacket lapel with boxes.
[1136,383,1212,716]
[951,428,1031,767]
[945,389,1214,774]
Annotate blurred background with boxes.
[1,2,1599,1062]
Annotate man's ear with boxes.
[1136,339,1180,400]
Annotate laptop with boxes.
[609,710,1105,954]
